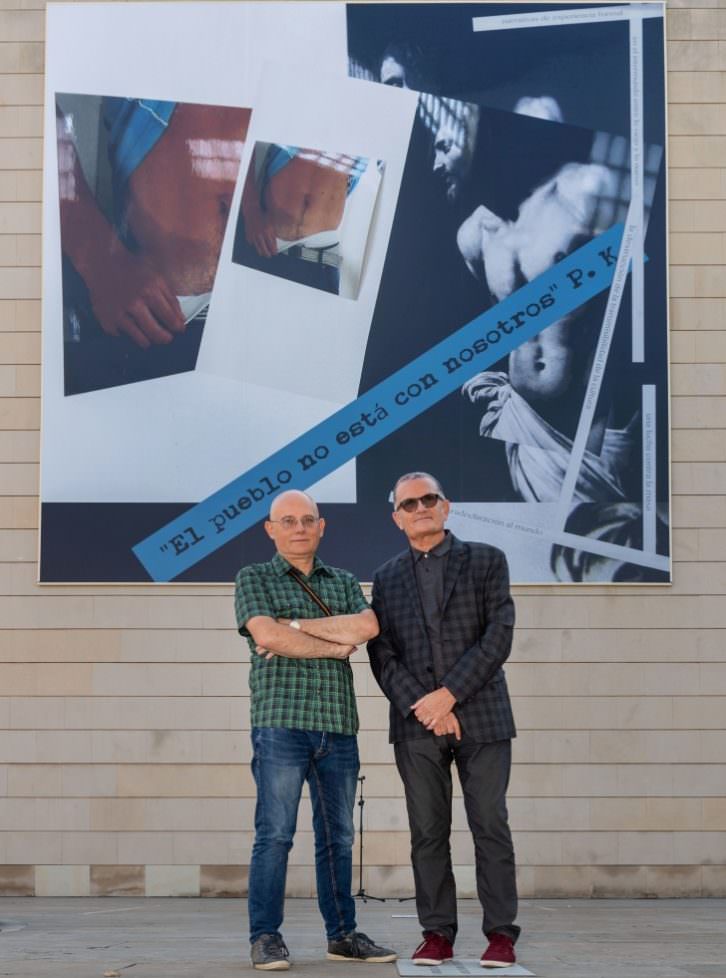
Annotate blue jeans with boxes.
[248,727,359,942]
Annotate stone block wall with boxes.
[0,0,725,897]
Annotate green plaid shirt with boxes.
[235,552,368,735]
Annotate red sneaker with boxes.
[480,933,516,968]
[412,933,454,965]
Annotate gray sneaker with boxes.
[250,933,290,971]
[327,930,397,963]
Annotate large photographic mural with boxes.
[41,2,669,584]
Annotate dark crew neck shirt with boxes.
[411,531,452,683]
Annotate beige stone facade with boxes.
[1,0,725,898]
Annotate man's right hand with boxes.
[331,643,356,660]
[90,250,185,348]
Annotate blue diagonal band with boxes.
[133,223,625,580]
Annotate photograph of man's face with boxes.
[432,107,478,203]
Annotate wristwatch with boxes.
[289,619,301,631]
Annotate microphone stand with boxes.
[353,775,385,902]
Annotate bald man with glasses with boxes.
[235,489,396,970]
[367,472,520,969]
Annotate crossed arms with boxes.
[246,610,379,661]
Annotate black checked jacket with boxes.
[368,534,516,744]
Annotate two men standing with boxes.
[235,477,519,970]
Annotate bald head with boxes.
[269,490,319,521]
[265,490,325,564]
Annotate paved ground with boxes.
[0,897,724,978]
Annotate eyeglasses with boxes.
[395,492,443,514]
[269,516,320,530]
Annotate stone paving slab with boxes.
[0,897,725,978]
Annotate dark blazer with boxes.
[368,534,516,744]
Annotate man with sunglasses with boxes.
[368,473,520,968]
[235,489,396,970]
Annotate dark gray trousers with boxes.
[394,736,519,944]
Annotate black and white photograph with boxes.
[348,2,669,583]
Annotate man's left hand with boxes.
[412,687,457,730]
[432,713,462,740]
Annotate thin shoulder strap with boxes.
[288,568,333,617]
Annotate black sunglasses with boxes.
[395,492,443,514]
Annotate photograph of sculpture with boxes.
[347,2,669,583]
